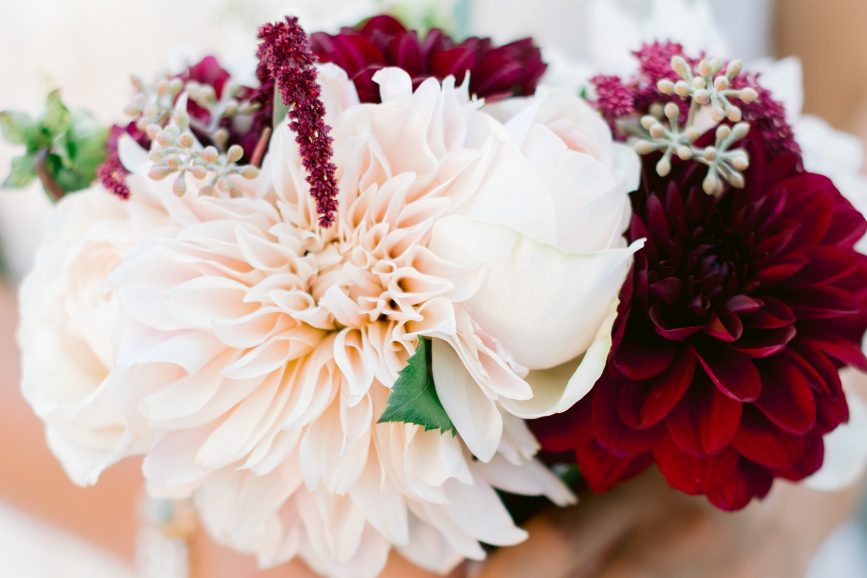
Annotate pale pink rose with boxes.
[20,64,639,578]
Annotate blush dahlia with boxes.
[533,130,867,511]
[309,14,546,103]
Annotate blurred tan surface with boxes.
[0,285,141,560]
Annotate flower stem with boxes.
[35,149,65,203]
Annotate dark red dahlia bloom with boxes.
[532,130,867,511]
[308,14,547,103]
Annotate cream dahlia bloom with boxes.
[20,64,639,578]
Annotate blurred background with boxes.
[1,0,866,576]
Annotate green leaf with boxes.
[378,338,457,435]
[272,84,289,128]
[2,154,37,188]
[53,111,108,177]
[557,464,582,489]
[40,90,72,135]
[69,113,108,173]
[0,111,35,145]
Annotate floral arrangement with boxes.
[5,8,867,578]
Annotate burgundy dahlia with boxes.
[533,130,867,511]
[309,14,547,103]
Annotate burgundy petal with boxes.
[613,338,680,381]
[746,297,795,329]
[654,434,739,495]
[649,277,682,305]
[752,255,809,286]
[705,310,744,343]
[732,326,797,358]
[619,351,696,429]
[706,461,773,511]
[576,443,653,493]
[776,435,825,482]
[649,303,705,341]
[593,378,658,455]
[803,335,867,371]
[754,356,817,435]
[694,343,762,402]
[732,411,806,469]
[726,295,763,314]
[667,379,742,456]
[785,286,859,320]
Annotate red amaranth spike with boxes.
[97,151,131,200]
[256,16,339,227]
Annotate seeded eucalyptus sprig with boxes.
[0,90,107,202]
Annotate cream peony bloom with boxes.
[20,65,639,578]
[18,189,135,486]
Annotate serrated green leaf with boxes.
[2,154,37,188]
[378,338,456,435]
[0,111,35,145]
[41,90,72,135]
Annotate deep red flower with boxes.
[532,130,867,511]
[308,14,547,103]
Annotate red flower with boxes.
[309,14,547,103]
[533,130,867,511]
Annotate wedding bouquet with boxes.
[6,8,867,578]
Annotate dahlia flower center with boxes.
[306,241,377,299]
[299,233,414,329]
[662,216,753,316]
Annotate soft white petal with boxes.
[431,339,503,462]
[430,215,640,370]
[502,301,620,418]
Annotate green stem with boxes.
[35,149,65,203]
